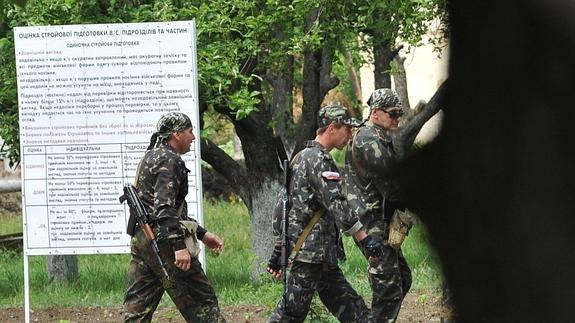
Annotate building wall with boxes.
[360,37,449,144]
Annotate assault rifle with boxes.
[119,184,169,280]
[280,159,290,311]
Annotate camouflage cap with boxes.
[367,88,402,110]
[156,112,193,134]
[147,112,193,150]
[317,105,361,128]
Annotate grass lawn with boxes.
[0,198,443,320]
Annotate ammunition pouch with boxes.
[388,209,414,250]
[180,220,201,258]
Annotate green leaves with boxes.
[0,34,18,166]
[0,113,19,167]
[228,88,261,120]
[0,0,448,165]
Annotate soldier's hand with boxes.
[202,232,224,253]
[267,244,283,279]
[359,235,383,258]
[174,248,191,271]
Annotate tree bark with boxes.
[247,179,282,282]
[200,138,250,204]
[46,255,78,284]
[0,180,20,193]
[393,54,411,110]
[268,37,295,156]
[391,79,448,158]
[294,10,322,155]
[293,9,339,155]
[373,37,393,89]
[343,49,363,107]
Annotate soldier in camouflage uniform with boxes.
[123,112,225,323]
[343,89,412,322]
[267,105,385,323]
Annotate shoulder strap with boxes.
[288,209,324,264]
[176,201,186,218]
[133,157,145,188]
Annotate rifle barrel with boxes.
[281,159,290,311]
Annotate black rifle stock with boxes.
[119,184,170,279]
[280,159,289,311]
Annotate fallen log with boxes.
[0,232,23,250]
[0,180,21,193]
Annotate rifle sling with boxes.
[288,209,324,264]
[134,157,144,188]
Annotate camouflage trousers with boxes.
[368,246,412,323]
[268,261,371,323]
[123,228,224,323]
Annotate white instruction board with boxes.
[14,21,203,256]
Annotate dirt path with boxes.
[0,291,453,322]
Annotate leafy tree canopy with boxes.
[0,0,447,166]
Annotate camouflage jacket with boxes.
[137,143,205,251]
[274,140,363,265]
[343,121,401,241]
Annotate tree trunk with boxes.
[200,8,340,283]
[46,255,78,284]
[202,103,283,281]
[247,179,282,282]
[294,9,339,155]
[294,10,322,155]
[343,49,363,108]
[269,26,295,157]
[392,54,410,109]
[0,180,20,193]
[391,80,448,158]
[373,37,393,89]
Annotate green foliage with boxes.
[200,112,235,146]
[0,112,19,167]
[329,147,346,168]
[401,216,443,290]
[0,249,21,302]
[0,0,447,164]
[0,36,19,166]
[0,199,441,313]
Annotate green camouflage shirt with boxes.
[137,143,203,251]
[275,140,363,265]
[343,121,401,242]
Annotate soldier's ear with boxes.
[328,123,336,133]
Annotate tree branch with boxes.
[388,44,404,62]
[343,48,363,106]
[200,138,250,204]
[393,53,410,110]
[319,36,338,99]
[392,78,449,158]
